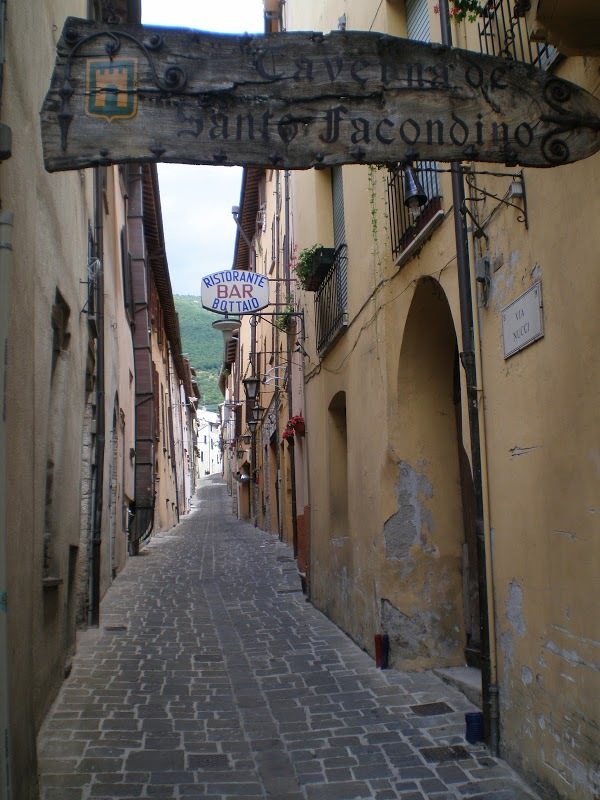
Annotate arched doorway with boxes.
[384,277,479,667]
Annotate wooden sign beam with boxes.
[41,18,600,172]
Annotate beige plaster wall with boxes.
[299,167,467,663]
[454,26,600,798]
[100,166,136,591]
[1,1,92,795]
[152,341,180,533]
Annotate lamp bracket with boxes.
[463,170,528,231]
[250,309,304,332]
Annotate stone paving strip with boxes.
[38,476,544,800]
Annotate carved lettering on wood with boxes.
[40,18,600,172]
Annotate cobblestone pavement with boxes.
[38,476,543,800]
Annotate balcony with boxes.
[315,244,348,357]
[529,0,600,56]
[478,0,558,68]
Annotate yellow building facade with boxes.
[257,0,600,798]
[224,166,309,568]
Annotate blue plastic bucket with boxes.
[465,711,484,743]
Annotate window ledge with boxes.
[43,576,63,589]
[394,209,445,270]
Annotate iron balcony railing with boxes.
[478,0,558,69]
[387,161,442,263]
[315,243,348,356]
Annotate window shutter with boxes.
[406,1,440,199]
[406,0,430,42]
[331,167,346,249]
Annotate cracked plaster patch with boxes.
[506,578,526,637]
[383,460,436,575]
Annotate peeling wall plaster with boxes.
[506,578,526,637]
[381,598,460,662]
[383,460,435,575]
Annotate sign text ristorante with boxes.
[40,21,600,172]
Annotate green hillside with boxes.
[175,295,224,412]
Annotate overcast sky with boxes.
[141,1,265,294]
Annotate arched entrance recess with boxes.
[319,391,351,623]
[383,277,479,668]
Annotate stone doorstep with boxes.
[432,667,483,709]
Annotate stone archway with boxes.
[383,277,476,668]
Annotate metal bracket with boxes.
[463,170,528,231]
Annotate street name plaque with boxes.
[40,19,600,173]
[501,281,544,358]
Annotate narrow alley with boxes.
[38,477,542,800]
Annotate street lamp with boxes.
[211,316,241,343]
[242,375,260,402]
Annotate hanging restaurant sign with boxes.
[201,269,270,314]
[41,19,600,172]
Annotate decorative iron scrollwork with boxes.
[58,24,188,152]
[539,80,600,165]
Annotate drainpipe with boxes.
[467,210,499,752]
[0,0,12,789]
[281,170,299,555]
[90,168,105,628]
[0,211,13,800]
[438,0,498,755]
[231,192,258,522]
[166,346,180,524]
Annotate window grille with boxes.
[387,162,442,263]
[478,0,558,68]
[384,0,443,263]
[315,244,348,357]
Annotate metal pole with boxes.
[438,0,498,755]
[282,169,299,555]
[0,210,13,800]
[90,168,105,628]
[231,201,257,521]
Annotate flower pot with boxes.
[293,420,305,437]
[304,247,336,291]
[285,436,295,447]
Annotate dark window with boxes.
[313,168,348,358]
[50,291,71,382]
[152,365,160,441]
[120,226,134,324]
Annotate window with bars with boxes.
[314,169,348,357]
[315,244,348,357]
[478,0,558,68]
[386,0,443,263]
[387,163,443,263]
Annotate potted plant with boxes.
[282,425,295,445]
[289,414,305,437]
[433,0,483,22]
[294,244,336,291]
[275,298,295,332]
